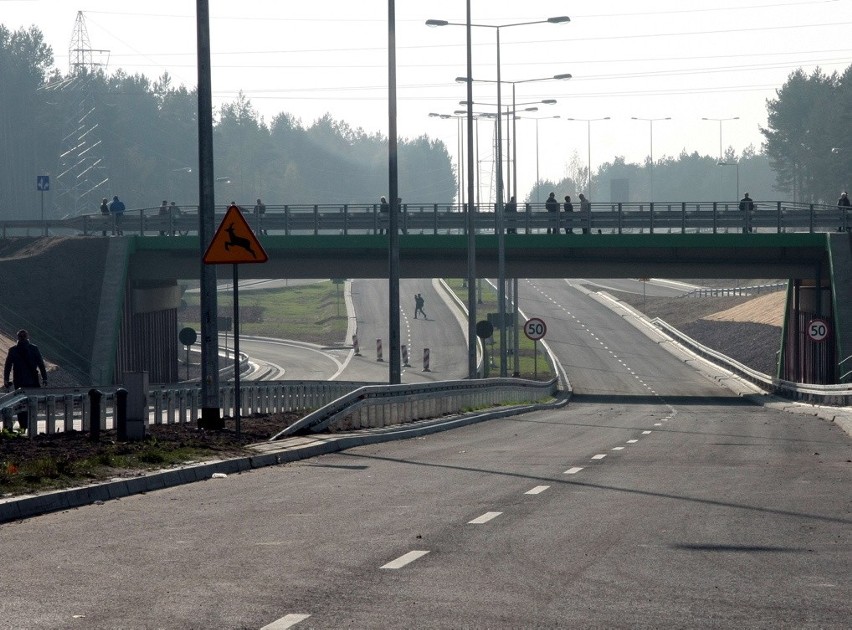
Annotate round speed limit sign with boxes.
[523,317,547,341]
[807,318,830,342]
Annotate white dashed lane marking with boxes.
[381,550,430,569]
[261,614,312,629]
[627,439,639,444]
[564,467,584,475]
[612,446,625,451]
[469,511,502,524]
[525,485,550,495]
[642,430,652,435]
[591,454,607,460]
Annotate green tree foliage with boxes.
[761,66,851,203]
[0,23,456,219]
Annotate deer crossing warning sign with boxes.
[203,205,268,264]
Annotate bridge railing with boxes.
[2,201,848,238]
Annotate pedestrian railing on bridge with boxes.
[3,201,849,238]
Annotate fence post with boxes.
[88,388,102,441]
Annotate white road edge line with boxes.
[525,485,550,495]
[261,613,312,629]
[380,550,430,570]
[564,467,584,475]
[468,511,502,524]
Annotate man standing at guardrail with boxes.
[838,191,850,231]
[109,195,125,235]
[4,329,47,431]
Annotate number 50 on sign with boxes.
[807,318,829,342]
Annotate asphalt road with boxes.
[1,279,849,629]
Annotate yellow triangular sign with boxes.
[203,205,268,264]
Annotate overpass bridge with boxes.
[2,200,850,387]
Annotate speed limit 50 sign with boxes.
[807,318,830,342]
[523,317,547,341]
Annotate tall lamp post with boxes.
[718,161,740,201]
[566,117,610,200]
[428,15,570,378]
[702,116,739,161]
[631,116,670,202]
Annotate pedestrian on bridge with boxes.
[739,192,755,233]
[379,196,389,234]
[158,200,169,236]
[579,193,591,234]
[109,195,125,235]
[545,192,559,234]
[99,197,109,237]
[4,329,47,431]
[254,198,267,235]
[505,196,517,234]
[838,192,850,232]
[563,195,574,234]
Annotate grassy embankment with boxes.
[443,279,552,380]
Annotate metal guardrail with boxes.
[0,380,370,437]
[652,318,852,405]
[271,377,561,439]
[3,201,849,237]
[681,282,788,298]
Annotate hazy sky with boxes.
[3,0,850,199]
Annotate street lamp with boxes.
[566,117,611,200]
[631,116,671,202]
[702,116,739,161]
[718,161,740,201]
[458,74,569,200]
[429,112,466,206]
[428,15,570,378]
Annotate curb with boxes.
[0,394,569,525]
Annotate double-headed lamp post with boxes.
[702,116,739,161]
[631,116,671,202]
[566,117,610,200]
[427,15,570,378]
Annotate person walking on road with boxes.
[414,293,426,319]
[4,329,47,431]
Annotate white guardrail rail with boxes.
[652,318,852,406]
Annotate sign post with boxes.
[523,317,547,379]
[179,327,197,381]
[203,204,268,436]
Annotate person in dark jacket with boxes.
[99,197,110,236]
[563,195,574,234]
[505,196,517,234]
[739,193,755,233]
[109,195,125,235]
[4,329,48,430]
[545,192,559,234]
[838,191,850,231]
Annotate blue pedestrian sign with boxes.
[37,175,50,191]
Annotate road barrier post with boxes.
[402,344,411,367]
[423,348,431,372]
[376,338,383,362]
[88,388,102,441]
[353,335,361,356]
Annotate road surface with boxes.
[2,278,848,629]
